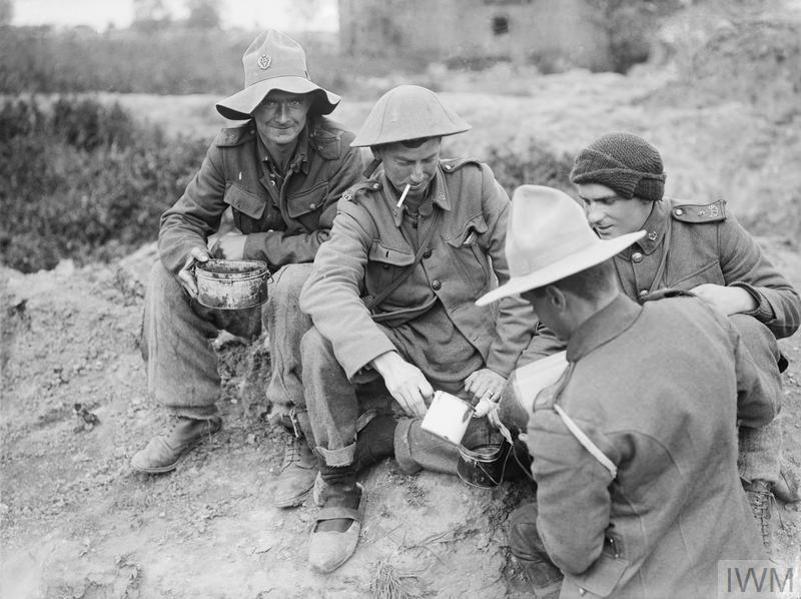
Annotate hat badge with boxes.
[257,55,272,70]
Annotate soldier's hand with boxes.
[209,233,247,260]
[372,351,432,418]
[690,283,757,316]
[177,246,210,297]
[464,368,506,408]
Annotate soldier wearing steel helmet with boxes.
[297,85,533,572]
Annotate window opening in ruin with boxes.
[492,14,510,35]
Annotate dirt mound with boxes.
[655,5,801,121]
[2,234,801,598]
[0,259,541,598]
[691,20,801,118]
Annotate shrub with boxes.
[0,97,207,272]
[486,140,575,197]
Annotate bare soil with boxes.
[1,235,799,599]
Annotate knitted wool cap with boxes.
[570,132,666,202]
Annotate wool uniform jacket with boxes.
[158,117,364,274]
[519,197,801,362]
[299,159,533,381]
[528,293,774,599]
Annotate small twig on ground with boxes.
[370,558,426,599]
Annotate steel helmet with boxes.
[351,84,471,147]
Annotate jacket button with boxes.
[423,249,432,259]
[432,280,442,290]
[639,289,648,297]
[631,251,643,263]
[309,203,316,209]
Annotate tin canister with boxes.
[457,442,512,488]
[195,259,269,310]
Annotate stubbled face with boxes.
[376,137,442,202]
[576,182,654,240]
[252,90,313,148]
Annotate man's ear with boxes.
[545,285,568,312]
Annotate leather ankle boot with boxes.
[273,435,317,508]
[131,416,221,474]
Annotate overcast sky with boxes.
[12,0,338,31]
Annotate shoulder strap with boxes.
[553,405,618,479]
[670,199,726,223]
[364,208,442,311]
[533,362,617,478]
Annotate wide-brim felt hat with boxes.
[351,84,470,147]
[476,185,645,306]
[216,29,340,121]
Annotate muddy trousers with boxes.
[142,261,312,426]
[732,314,784,485]
[301,326,495,474]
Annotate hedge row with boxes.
[0,96,573,273]
[0,26,417,97]
[0,97,207,272]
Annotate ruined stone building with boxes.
[338,0,614,71]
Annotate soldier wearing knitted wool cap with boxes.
[505,131,801,553]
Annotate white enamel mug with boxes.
[421,390,473,445]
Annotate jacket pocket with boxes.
[367,240,415,267]
[445,214,489,247]
[668,259,724,289]
[364,240,415,302]
[286,181,329,219]
[371,296,438,327]
[223,184,267,220]
[444,215,491,295]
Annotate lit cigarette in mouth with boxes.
[396,183,411,209]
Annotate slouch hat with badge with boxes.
[216,29,340,121]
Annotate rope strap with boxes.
[553,405,617,479]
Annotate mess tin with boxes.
[421,390,473,445]
[195,259,269,310]
[422,390,515,489]
[457,442,512,488]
